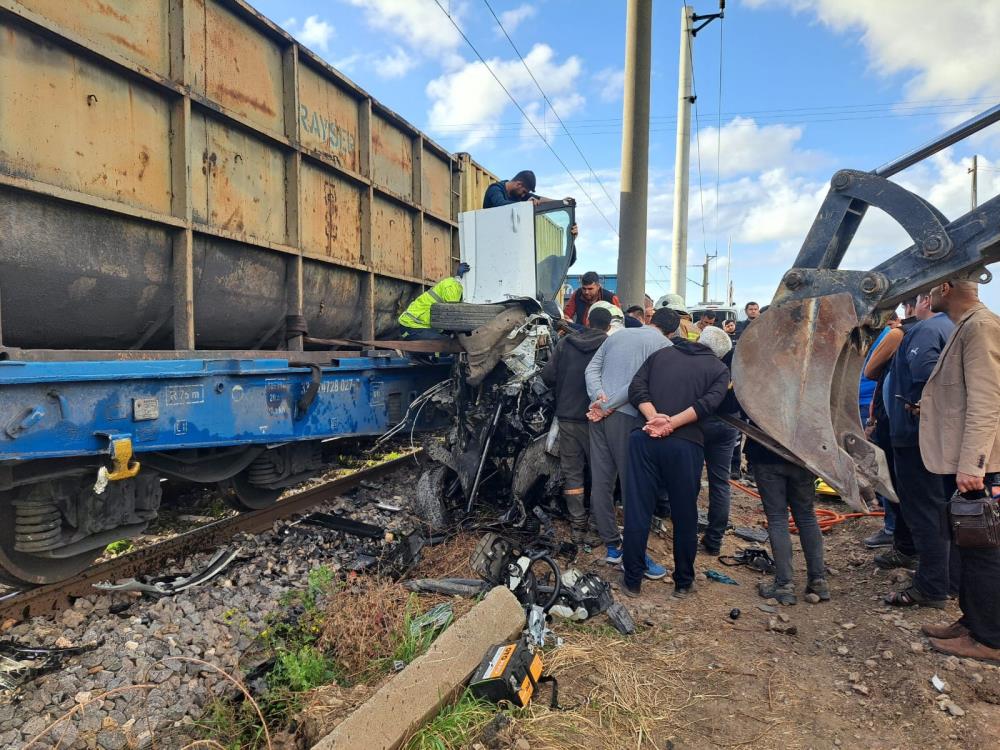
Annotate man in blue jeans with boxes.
[621,333,730,597]
[696,326,741,555]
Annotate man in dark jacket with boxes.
[563,271,621,326]
[622,336,730,597]
[483,170,537,208]
[884,296,956,608]
[541,307,612,543]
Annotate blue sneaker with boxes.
[605,545,623,564]
[643,555,668,580]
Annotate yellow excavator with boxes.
[731,104,1000,512]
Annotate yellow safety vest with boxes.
[398,277,464,329]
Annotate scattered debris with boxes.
[729,608,741,620]
[1,639,101,697]
[804,593,822,604]
[719,546,775,574]
[732,527,770,544]
[93,547,239,597]
[931,675,949,693]
[404,578,488,597]
[704,569,739,585]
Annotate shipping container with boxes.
[0,0,496,355]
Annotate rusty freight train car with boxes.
[0,0,500,585]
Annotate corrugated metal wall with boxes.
[0,0,493,350]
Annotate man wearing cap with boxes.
[655,294,699,341]
[397,263,470,340]
[482,171,579,236]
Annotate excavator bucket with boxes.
[732,293,894,512]
[730,103,1000,513]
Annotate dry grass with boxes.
[501,629,788,750]
[410,532,478,579]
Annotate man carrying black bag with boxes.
[918,280,1000,663]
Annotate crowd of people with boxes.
[546,272,1000,664]
[401,171,1000,665]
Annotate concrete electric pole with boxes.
[616,0,652,310]
[970,154,978,210]
[669,2,724,304]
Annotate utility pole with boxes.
[970,154,978,210]
[616,0,653,309]
[669,2,724,304]
[698,253,717,304]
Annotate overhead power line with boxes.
[431,0,620,236]
[481,0,620,214]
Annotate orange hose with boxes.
[728,479,884,534]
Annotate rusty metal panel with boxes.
[456,152,499,213]
[300,162,362,264]
[371,114,413,199]
[422,218,452,281]
[371,196,414,277]
[422,147,452,219]
[373,278,421,338]
[0,21,172,214]
[302,259,366,340]
[190,112,286,242]
[297,63,360,172]
[16,0,170,75]
[189,0,284,134]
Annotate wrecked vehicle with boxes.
[411,200,578,529]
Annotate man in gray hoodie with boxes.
[585,307,679,572]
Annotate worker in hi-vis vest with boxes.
[398,262,471,340]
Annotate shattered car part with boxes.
[525,604,560,649]
[94,547,239,597]
[403,578,488,597]
[719,546,776,574]
[605,603,636,635]
[409,603,454,639]
[1,640,101,697]
[469,533,562,611]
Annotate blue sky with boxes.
[257,0,1000,311]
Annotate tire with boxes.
[430,303,508,333]
[413,466,451,530]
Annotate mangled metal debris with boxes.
[1,639,101,698]
[94,547,239,597]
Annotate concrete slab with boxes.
[312,585,526,750]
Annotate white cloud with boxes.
[374,47,416,78]
[745,1,1000,99]
[498,4,536,34]
[282,15,335,52]
[344,0,464,55]
[594,67,625,103]
[696,117,823,177]
[426,43,584,149]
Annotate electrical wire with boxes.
[432,0,620,236]
[687,25,711,270]
[481,0,619,216]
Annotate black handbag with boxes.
[948,487,1000,549]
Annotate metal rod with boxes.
[465,399,504,513]
[873,103,1000,178]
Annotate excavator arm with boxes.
[733,104,1000,511]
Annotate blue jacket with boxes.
[859,326,891,411]
[887,313,954,447]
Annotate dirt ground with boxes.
[423,484,1000,750]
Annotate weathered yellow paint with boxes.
[422,219,453,281]
[299,162,363,264]
[297,63,360,172]
[0,21,172,214]
[457,153,500,213]
[17,0,170,75]
[371,114,413,200]
[422,148,452,219]
[372,196,414,277]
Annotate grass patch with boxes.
[404,690,496,750]
[103,539,134,556]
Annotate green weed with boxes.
[404,690,496,750]
[104,539,133,556]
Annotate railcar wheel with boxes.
[219,471,283,511]
[0,495,99,586]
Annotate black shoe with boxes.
[672,585,696,599]
[699,537,721,556]
[618,573,641,598]
[874,548,918,570]
[730,470,741,481]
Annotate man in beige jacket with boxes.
[918,279,1000,662]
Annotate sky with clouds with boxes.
[266,0,1000,311]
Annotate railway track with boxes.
[0,453,418,624]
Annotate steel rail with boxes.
[0,452,419,623]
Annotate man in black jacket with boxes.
[623,337,730,597]
[542,307,612,543]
